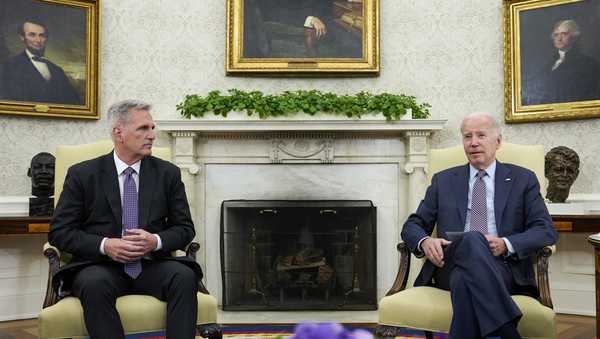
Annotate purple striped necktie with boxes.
[470,170,488,234]
[122,167,142,279]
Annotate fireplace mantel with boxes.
[156,118,446,133]
[156,118,446,302]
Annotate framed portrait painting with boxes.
[226,0,379,76]
[0,0,99,119]
[504,0,600,123]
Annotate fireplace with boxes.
[221,200,377,310]
[156,118,445,305]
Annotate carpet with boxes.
[124,324,448,339]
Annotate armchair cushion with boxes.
[378,287,555,338]
[39,293,217,339]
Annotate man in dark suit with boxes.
[401,113,558,339]
[0,18,82,104]
[49,100,199,339]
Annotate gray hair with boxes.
[552,19,581,39]
[460,112,502,137]
[107,99,152,135]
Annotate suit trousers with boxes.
[432,231,522,339]
[72,259,198,339]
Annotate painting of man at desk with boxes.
[243,0,363,58]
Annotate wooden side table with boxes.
[554,215,600,233]
[587,235,600,338]
[0,216,51,235]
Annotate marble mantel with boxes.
[156,118,446,302]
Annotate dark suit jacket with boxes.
[0,51,82,105]
[401,161,558,295]
[543,49,600,104]
[49,152,201,293]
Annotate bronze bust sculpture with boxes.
[28,152,55,216]
[544,146,580,203]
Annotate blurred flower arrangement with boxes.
[288,322,373,339]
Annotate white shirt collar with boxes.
[557,50,566,59]
[113,151,141,175]
[25,49,44,61]
[469,160,496,180]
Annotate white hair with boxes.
[460,112,502,137]
[552,19,581,39]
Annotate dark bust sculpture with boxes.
[27,152,55,216]
[544,146,580,203]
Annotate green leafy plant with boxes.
[177,89,431,121]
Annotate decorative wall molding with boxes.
[270,138,334,164]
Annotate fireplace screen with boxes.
[221,200,377,311]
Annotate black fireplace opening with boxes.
[220,200,377,311]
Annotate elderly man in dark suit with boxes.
[0,18,81,104]
[49,100,200,339]
[401,113,558,339]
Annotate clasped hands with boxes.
[421,234,507,267]
[104,229,158,263]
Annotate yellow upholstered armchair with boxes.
[38,140,221,339]
[376,143,556,339]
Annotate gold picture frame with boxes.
[0,0,100,119]
[504,0,600,123]
[226,0,379,76]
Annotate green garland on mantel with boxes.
[177,89,431,121]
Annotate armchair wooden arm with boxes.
[42,243,61,308]
[385,242,411,296]
[536,246,554,308]
[185,242,210,295]
[384,242,554,307]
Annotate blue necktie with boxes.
[470,170,488,234]
[122,167,142,279]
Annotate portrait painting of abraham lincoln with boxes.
[0,0,99,119]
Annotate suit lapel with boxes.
[101,152,122,228]
[19,52,50,83]
[494,161,513,234]
[138,157,156,228]
[452,164,470,228]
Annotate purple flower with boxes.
[290,322,373,339]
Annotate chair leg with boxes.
[425,331,434,339]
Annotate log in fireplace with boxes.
[221,200,377,310]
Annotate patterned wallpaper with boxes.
[0,0,599,196]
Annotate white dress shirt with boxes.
[551,50,566,71]
[99,152,162,254]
